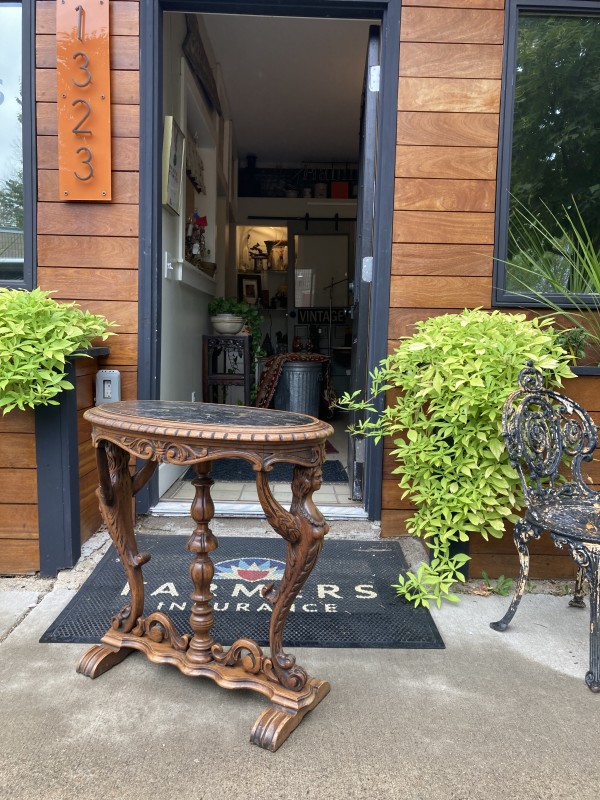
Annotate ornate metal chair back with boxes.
[502,361,597,507]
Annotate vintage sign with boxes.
[56,0,111,201]
[297,307,350,325]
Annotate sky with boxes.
[0,3,22,186]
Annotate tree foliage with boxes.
[509,13,600,265]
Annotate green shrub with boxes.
[208,296,265,392]
[0,288,115,413]
[337,309,573,607]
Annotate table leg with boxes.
[77,441,152,679]
[248,464,330,750]
[185,462,218,666]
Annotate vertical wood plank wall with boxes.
[35,0,140,548]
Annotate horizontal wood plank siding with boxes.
[397,112,499,147]
[37,136,139,170]
[36,67,140,104]
[399,42,503,79]
[38,235,139,267]
[400,7,504,44]
[36,34,139,70]
[0,541,40,575]
[0,409,38,572]
[380,0,581,581]
[5,0,142,573]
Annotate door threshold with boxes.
[152,499,369,520]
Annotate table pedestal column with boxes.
[186,462,217,666]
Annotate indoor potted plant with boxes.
[208,296,246,334]
[208,297,265,379]
[0,287,115,413]
[336,309,573,607]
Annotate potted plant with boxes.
[208,296,246,334]
[0,288,115,413]
[208,297,265,380]
[336,309,573,607]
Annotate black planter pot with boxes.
[34,347,109,577]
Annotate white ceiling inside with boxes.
[199,14,376,165]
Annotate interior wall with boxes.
[159,13,223,494]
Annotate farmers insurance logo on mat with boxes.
[214,557,286,583]
[132,555,379,615]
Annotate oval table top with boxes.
[84,401,334,444]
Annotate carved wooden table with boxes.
[78,401,334,751]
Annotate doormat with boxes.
[40,536,444,650]
[182,458,349,483]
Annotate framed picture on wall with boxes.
[162,116,186,215]
[238,274,261,306]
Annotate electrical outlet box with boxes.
[95,370,121,405]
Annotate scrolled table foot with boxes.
[76,643,134,679]
[250,678,330,752]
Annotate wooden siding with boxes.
[383,0,587,580]
[385,0,502,544]
[35,0,141,394]
[0,411,38,574]
[0,1,141,573]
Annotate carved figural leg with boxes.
[77,442,154,679]
[248,463,330,751]
[490,519,541,633]
[569,566,587,609]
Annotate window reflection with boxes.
[506,13,600,294]
[0,2,23,282]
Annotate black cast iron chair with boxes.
[490,361,600,692]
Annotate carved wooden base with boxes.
[76,643,134,678]
[250,678,330,751]
[78,628,329,751]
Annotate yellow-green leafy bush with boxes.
[337,309,573,606]
[0,288,114,413]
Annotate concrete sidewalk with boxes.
[1,527,599,800]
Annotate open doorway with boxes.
[153,8,386,519]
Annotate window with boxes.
[494,1,600,305]
[0,0,32,287]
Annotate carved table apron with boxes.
[78,401,334,751]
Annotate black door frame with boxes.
[137,0,400,519]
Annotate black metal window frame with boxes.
[0,0,36,290]
[137,0,400,517]
[493,0,600,308]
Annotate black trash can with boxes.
[273,361,323,417]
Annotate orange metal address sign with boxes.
[57,0,111,201]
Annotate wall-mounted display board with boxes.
[56,0,111,201]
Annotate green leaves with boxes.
[336,308,573,606]
[0,288,115,413]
